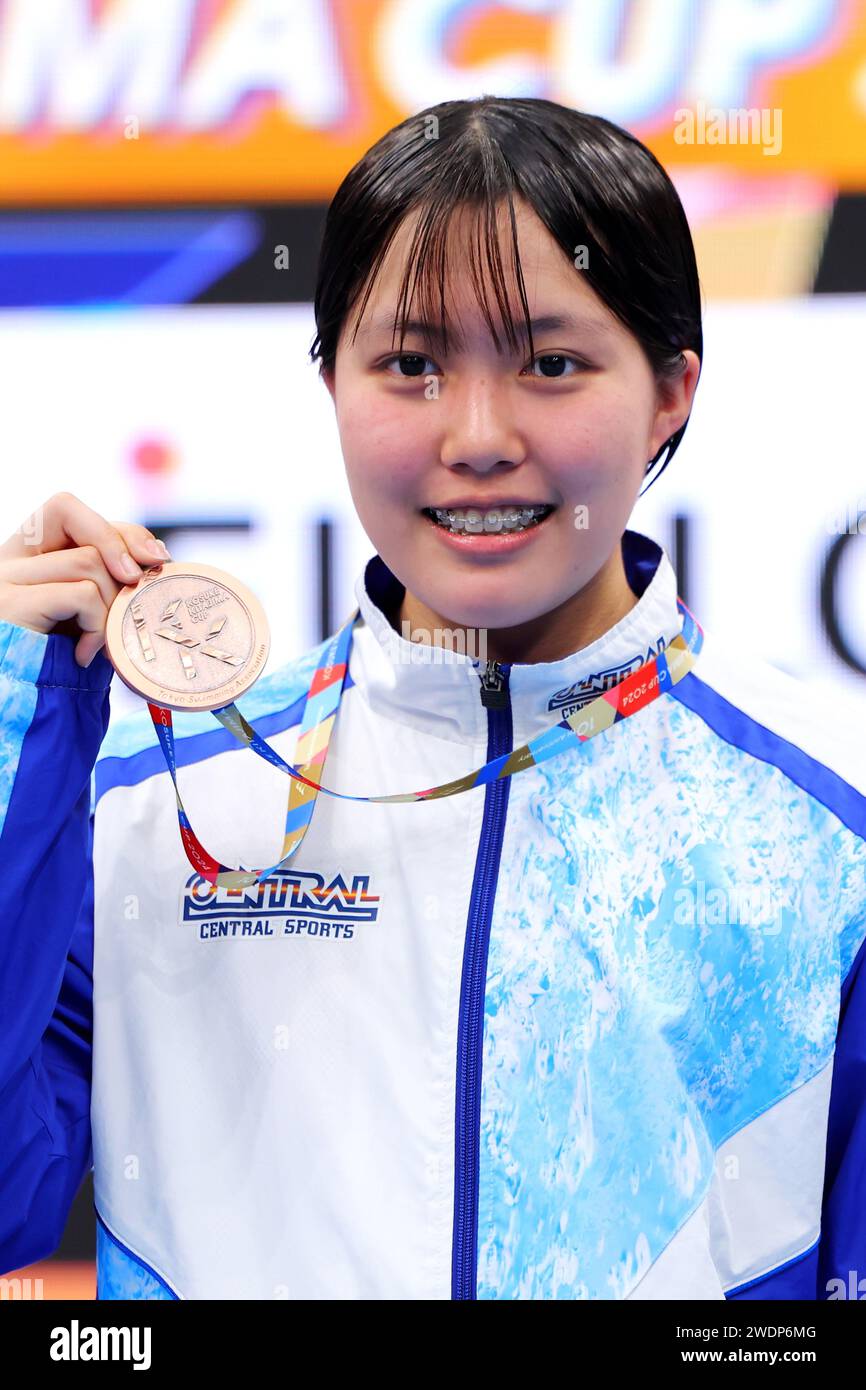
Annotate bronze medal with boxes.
[104,561,269,712]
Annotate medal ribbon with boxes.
[147,599,703,888]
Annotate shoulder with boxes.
[670,622,866,807]
[671,624,866,979]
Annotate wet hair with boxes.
[309,95,703,491]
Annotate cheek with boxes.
[336,388,378,447]
[338,382,420,458]
[337,401,423,504]
[338,382,435,495]
[547,380,654,471]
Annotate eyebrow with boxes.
[355,311,613,347]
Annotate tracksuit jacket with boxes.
[1,528,864,1300]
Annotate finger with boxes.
[0,493,157,585]
[109,521,172,565]
[76,630,107,668]
[11,578,109,662]
[64,579,110,668]
[0,546,127,614]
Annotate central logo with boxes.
[179,868,381,942]
[547,637,668,718]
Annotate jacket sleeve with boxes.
[723,827,866,1303]
[817,928,866,1299]
[0,619,113,1273]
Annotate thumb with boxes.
[75,631,107,669]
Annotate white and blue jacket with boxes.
[1,529,865,1300]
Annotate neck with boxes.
[393,543,640,665]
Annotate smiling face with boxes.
[322,197,700,663]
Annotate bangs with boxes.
[347,187,538,363]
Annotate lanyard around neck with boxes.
[147,598,703,888]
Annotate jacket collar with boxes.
[350,529,683,747]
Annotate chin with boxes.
[423,593,549,633]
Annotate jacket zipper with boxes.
[452,658,513,1299]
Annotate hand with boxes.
[0,491,172,667]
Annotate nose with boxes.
[439,372,527,473]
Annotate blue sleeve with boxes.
[0,620,113,1273]
[817,929,866,1299]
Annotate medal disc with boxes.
[104,561,270,712]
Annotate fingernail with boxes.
[146,539,171,560]
[120,554,141,580]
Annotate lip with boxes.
[420,504,557,555]
[422,499,554,510]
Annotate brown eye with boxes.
[383,353,436,378]
[525,353,585,379]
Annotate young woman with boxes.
[0,97,864,1302]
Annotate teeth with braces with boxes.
[429,505,551,534]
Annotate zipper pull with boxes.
[478,660,509,709]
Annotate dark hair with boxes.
[310,95,703,491]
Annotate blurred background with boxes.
[1,0,865,1299]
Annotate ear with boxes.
[321,364,336,404]
[647,350,701,460]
